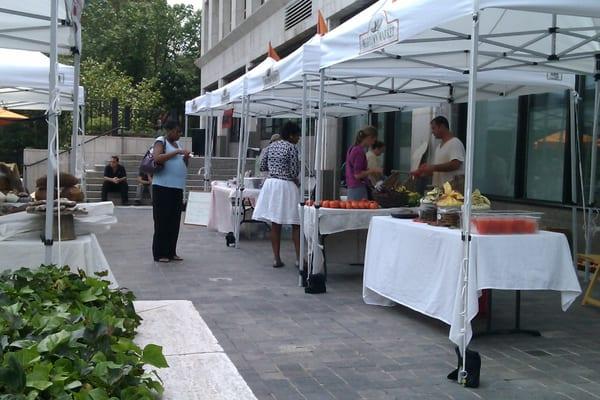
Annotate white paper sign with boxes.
[184,191,211,226]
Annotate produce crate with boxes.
[372,190,409,208]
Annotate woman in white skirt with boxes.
[253,122,301,268]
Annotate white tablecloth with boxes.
[207,181,261,233]
[0,233,118,286]
[302,206,410,274]
[363,217,581,349]
[0,201,117,241]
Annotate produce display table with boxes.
[363,217,581,348]
[207,181,262,234]
[0,233,118,286]
[302,206,410,276]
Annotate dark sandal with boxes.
[156,257,170,263]
[171,256,184,261]
[273,261,285,268]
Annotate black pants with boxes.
[152,185,183,260]
[102,181,128,202]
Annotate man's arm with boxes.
[415,159,462,176]
[118,166,127,183]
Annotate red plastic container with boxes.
[471,211,542,235]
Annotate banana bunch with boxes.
[436,182,464,207]
[471,189,491,210]
[421,187,443,204]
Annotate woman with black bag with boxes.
[151,120,190,263]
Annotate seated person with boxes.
[135,171,152,205]
[102,155,128,204]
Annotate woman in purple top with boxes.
[345,126,382,200]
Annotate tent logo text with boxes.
[263,67,280,89]
[221,88,230,104]
[360,11,399,54]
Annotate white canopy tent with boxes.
[0,48,85,110]
[186,26,577,293]
[1,0,84,264]
[318,0,600,383]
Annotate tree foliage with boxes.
[82,0,202,115]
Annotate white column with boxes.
[299,74,308,285]
[45,0,60,263]
[70,52,81,176]
[459,2,480,384]
[570,90,578,266]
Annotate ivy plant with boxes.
[0,266,168,399]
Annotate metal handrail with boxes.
[23,126,124,169]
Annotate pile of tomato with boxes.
[304,199,380,209]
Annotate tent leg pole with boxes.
[70,51,81,177]
[80,105,87,197]
[299,74,308,286]
[208,110,214,191]
[184,114,189,201]
[235,95,247,249]
[204,113,209,191]
[44,0,59,264]
[585,60,600,280]
[459,4,480,387]
[309,70,326,282]
[570,90,578,268]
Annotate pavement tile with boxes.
[98,209,600,400]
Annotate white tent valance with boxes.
[0,48,84,110]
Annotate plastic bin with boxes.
[471,211,542,234]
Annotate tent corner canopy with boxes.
[0,0,84,55]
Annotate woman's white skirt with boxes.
[253,178,300,225]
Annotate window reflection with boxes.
[525,92,568,202]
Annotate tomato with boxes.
[340,201,347,209]
[350,201,359,209]
[322,200,331,208]
[330,200,340,208]
[369,201,378,209]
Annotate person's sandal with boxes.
[171,256,184,261]
[156,257,170,263]
[273,261,285,268]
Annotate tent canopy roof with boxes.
[321,0,600,75]
[0,0,83,55]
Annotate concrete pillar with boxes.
[201,0,209,54]
[219,0,232,38]
[209,0,220,49]
[232,0,245,28]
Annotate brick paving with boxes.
[97,207,600,400]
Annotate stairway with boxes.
[85,155,255,204]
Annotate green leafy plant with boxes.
[0,265,168,399]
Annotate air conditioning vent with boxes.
[284,0,312,31]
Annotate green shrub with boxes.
[0,265,167,399]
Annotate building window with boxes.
[524,92,568,202]
[473,98,519,197]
